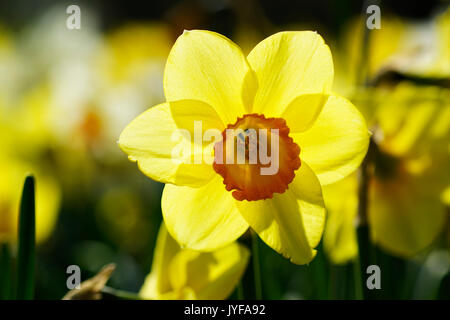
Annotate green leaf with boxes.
[16,175,36,300]
[0,243,12,300]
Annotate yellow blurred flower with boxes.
[324,83,450,262]
[322,173,358,264]
[390,7,450,78]
[119,30,369,264]
[340,16,406,85]
[98,23,172,85]
[335,8,450,96]
[442,186,450,205]
[0,156,60,244]
[139,223,249,300]
[94,23,175,150]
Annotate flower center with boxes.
[213,113,301,201]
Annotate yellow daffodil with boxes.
[119,30,369,264]
[324,83,450,262]
[0,156,61,244]
[139,223,249,300]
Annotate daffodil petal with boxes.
[236,163,325,265]
[369,172,447,257]
[139,223,181,299]
[281,94,330,133]
[322,174,358,264]
[162,176,249,251]
[168,242,250,300]
[442,186,450,205]
[376,84,441,156]
[164,30,254,124]
[247,31,333,116]
[118,103,215,187]
[169,99,225,135]
[293,94,370,185]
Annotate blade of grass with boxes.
[0,243,12,299]
[16,175,36,300]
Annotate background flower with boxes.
[140,223,249,300]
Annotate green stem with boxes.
[0,242,12,300]
[352,0,379,300]
[352,256,363,300]
[16,175,36,300]
[236,281,244,300]
[101,286,142,300]
[311,244,328,299]
[251,231,262,299]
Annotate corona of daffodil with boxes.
[140,223,249,300]
[119,30,369,264]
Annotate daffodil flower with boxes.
[119,30,369,264]
[139,223,249,300]
[324,83,450,262]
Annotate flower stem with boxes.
[101,286,142,300]
[251,231,262,299]
[355,142,371,300]
[236,281,244,300]
[352,255,363,300]
[0,243,12,300]
[353,0,379,300]
[356,138,377,300]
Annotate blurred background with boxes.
[0,0,449,299]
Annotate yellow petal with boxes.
[322,174,358,264]
[247,31,333,116]
[236,163,325,265]
[369,169,447,257]
[168,242,250,300]
[139,223,181,299]
[118,103,215,187]
[169,99,225,135]
[376,84,441,156]
[281,94,330,133]
[164,30,254,124]
[342,16,405,80]
[442,186,450,205]
[161,176,249,251]
[293,94,370,185]
[169,99,225,165]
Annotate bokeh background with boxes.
[0,0,449,299]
